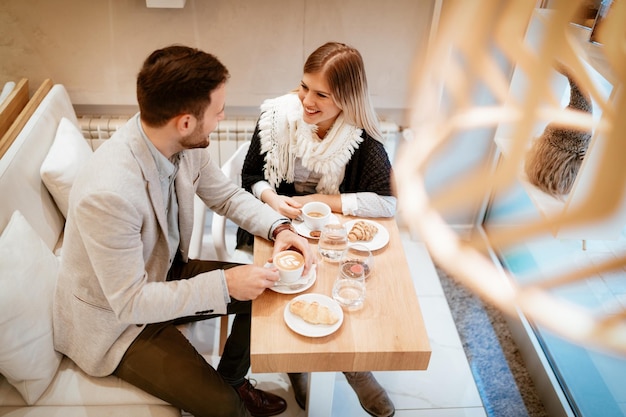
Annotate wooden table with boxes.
[250,216,431,416]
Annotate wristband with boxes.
[271,222,295,241]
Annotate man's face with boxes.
[181,82,226,149]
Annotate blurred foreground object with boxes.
[396,0,626,354]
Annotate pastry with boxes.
[289,300,339,325]
[348,220,378,242]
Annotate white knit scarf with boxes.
[258,93,363,194]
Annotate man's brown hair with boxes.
[137,45,230,127]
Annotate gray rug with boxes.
[436,266,549,417]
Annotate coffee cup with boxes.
[301,201,331,231]
[273,250,305,283]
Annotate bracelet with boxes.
[271,222,295,241]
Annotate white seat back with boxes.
[188,141,252,261]
[0,84,75,250]
[211,141,251,261]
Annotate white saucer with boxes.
[343,219,390,251]
[266,263,317,294]
[284,293,344,337]
[293,214,340,239]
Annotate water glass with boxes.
[318,223,348,263]
[332,259,366,311]
[339,244,374,279]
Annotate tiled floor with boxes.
[496,224,626,416]
[188,217,487,417]
[488,175,626,415]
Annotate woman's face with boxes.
[298,72,342,136]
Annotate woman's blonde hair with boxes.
[303,42,383,142]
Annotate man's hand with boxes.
[222,228,313,300]
[272,229,315,276]
[223,264,280,301]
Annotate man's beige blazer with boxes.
[53,114,285,376]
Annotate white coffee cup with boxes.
[301,201,331,231]
[274,250,305,283]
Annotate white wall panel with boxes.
[0,0,434,125]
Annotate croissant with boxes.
[289,300,339,325]
[348,221,378,242]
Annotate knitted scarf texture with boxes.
[257,93,363,194]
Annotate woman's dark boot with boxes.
[287,372,308,409]
[344,372,395,417]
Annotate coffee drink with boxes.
[306,211,325,218]
[275,250,304,270]
[301,201,331,231]
[274,250,305,283]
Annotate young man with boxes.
[53,45,313,417]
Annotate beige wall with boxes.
[0,0,434,125]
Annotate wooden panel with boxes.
[0,78,29,139]
[0,79,53,159]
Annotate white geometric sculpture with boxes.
[395,0,626,354]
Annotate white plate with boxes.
[267,264,317,294]
[343,219,390,251]
[293,214,340,239]
[284,293,344,338]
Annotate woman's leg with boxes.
[344,371,395,417]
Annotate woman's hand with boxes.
[261,190,303,219]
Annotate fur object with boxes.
[524,67,593,197]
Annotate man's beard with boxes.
[181,120,210,149]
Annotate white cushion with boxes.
[0,405,179,417]
[0,211,62,404]
[0,357,172,407]
[40,117,92,218]
[0,81,16,104]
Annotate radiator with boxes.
[78,115,400,165]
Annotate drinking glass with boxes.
[339,244,374,279]
[332,256,366,311]
[318,223,348,263]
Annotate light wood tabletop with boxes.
[250,216,431,374]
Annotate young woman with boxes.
[238,41,396,417]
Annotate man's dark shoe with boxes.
[236,378,287,417]
[287,372,308,409]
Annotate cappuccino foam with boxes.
[275,251,304,271]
